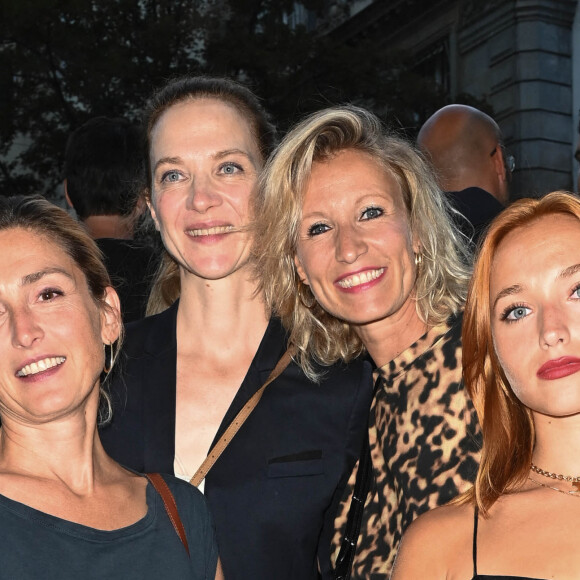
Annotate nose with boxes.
[539,304,569,349]
[11,306,43,349]
[186,176,223,213]
[335,225,368,264]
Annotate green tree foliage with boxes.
[0,0,455,199]
[0,0,204,198]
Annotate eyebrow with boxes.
[153,156,182,173]
[214,148,254,161]
[492,284,523,309]
[559,263,580,279]
[492,263,580,309]
[153,149,258,173]
[21,268,74,286]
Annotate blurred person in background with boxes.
[64,116,160,322]
[417,104,512,245]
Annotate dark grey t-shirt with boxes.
[0,475,218,579]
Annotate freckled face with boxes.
[149,98,262,281]
[491,214,580,417]
[294,149,420,328]
[0,228,120,425]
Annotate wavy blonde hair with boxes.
[460,191,580,515]
[253,106,471,378]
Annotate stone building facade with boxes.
[324,0,579,198]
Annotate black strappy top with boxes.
[472,506,547,580]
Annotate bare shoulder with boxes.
[391,502,474,579]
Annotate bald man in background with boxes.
[417,104,512,245]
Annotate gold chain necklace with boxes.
[527,476,580,497]
[530,463,580,491]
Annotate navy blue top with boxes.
[100,303,373,580]
[0,474,218,579]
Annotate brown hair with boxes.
[462,190,580,514]
[0,195,119,423]
[142,76,277,314]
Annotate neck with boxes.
[354,299,429,367]
[82,215,134,240]
[0,393,110,493]
[532,412,580,476]
[177,268,270,356]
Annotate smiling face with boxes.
[0,228,119,425]
[148,98,262,281]
[491,213,580,417]
[294,148,420,329]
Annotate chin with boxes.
[333,308,393,327]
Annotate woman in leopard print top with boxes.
[254,105,482,578]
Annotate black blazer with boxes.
[100,302,373,580]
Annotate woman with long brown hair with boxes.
[392,191,580,578]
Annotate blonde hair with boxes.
[461,191,580,515]
[253,105,470,378]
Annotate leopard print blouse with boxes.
[331,314,481,579]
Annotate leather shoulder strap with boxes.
[334,374,379,580]
[147,473,190,557]
[190,345,295,487]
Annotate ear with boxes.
[146,196,160,232]
[492,146,507,184]
[294,254,310,286]
[63,180,74,210]
[100,286,122,345]
[411,230,421,256]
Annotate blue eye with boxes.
[220,162,242,175]
[361,206,383,220]
[502,305,531,322]
[308,223,330,237]
[161,170,182,183]
[572,285,580,299]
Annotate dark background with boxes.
[0,0,489,201]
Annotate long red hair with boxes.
[462,191,580,514]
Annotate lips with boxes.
[537,356,580,380]
[335,268,385,290]
[16,356,66,378]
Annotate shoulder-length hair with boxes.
[0,195,119,424]
[462,190,580,515]
[253,105,471,378]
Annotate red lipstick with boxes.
[537,356,580,380]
